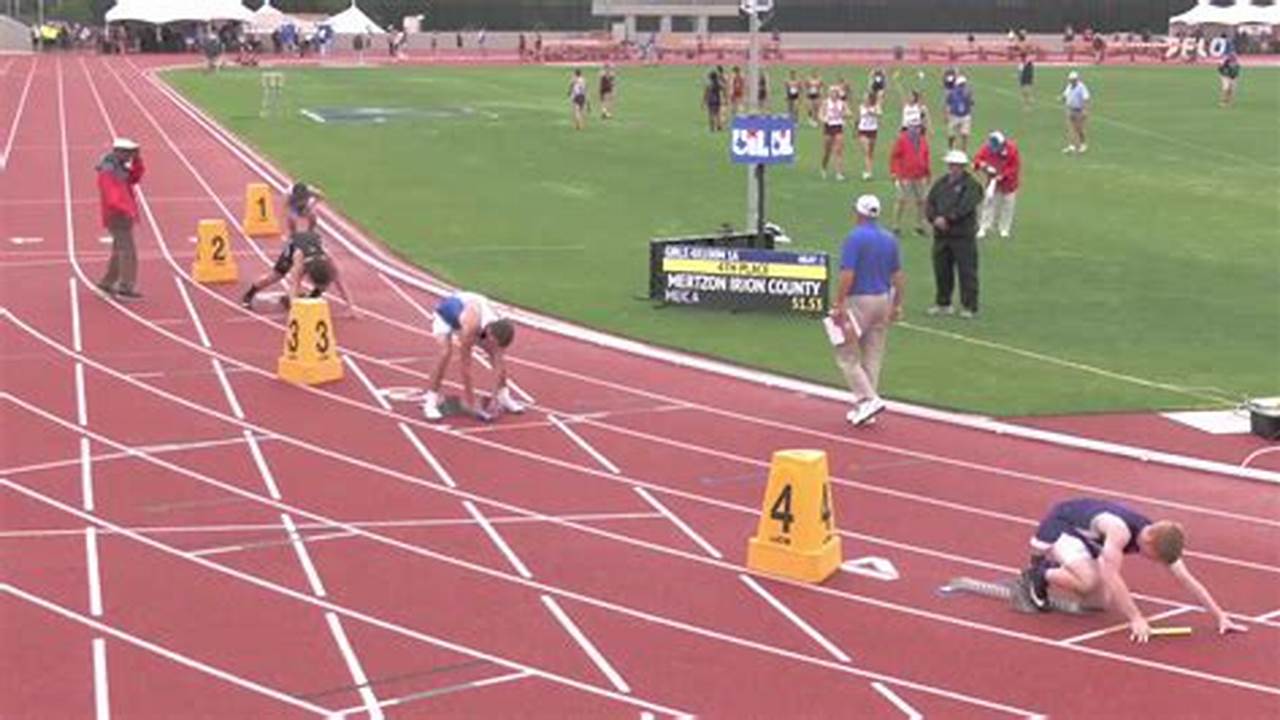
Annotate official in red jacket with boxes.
[888,123,931,236]
[973,130,1020,239]
[96,137,145,299]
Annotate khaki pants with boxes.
[99,215,138,291]
[979,190,1017,235]
[833,294,892,402]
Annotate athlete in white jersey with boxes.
[856,91,882,180]
[424,292,525,421]
[819,86,848,180]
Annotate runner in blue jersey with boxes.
[1019,498,1248,642]
[423,292,525,422]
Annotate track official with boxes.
[926,150,983,318]
[96,137,145,300]
[831,194,905,427]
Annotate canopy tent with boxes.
[322,2,384,34]
[248,0,295,33]
[1170,0,1280,27]
[105,0,253,24]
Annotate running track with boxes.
[2,54,1278,718]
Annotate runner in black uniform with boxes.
[869,66,888,104]
[1017,53,1035,109]
[598,63,616,119]
[784,69,802,122]
[703,69,724,131]
[941,65,958,124]
[242,182,321,309]
[1017,498,1248,642]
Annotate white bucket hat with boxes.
[112,137,140,151]
[944,149,969,165]
[853,194,881,218]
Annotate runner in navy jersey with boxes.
[1019,498,1249,642]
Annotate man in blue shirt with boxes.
[830,194,906,427]
[944,75,974,152]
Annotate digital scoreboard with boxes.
[651,243,829,315]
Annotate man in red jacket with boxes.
[973,130,1020,239]
[888,122,931,236]
[96,137,146,299]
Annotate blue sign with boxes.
[730,115,796,165]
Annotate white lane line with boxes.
[331,670,531,717]
[0,53,35,169]
[281,513,327,597]
[1256,607,1280,623]
[5,582,334,716]
[70,277,83,352]
[463,500,533,579]
[738,574,851,663]
[75,362,87,426]
[2,434,267,478]
[633,486,722,559]
[3,511,668,541]
[540,595,631,694]
[213,359,246,419]
[547,414,619,474]
[1242,446,1280,468]
[398,422,457,488]
[324,612,384,720]
[80,437,94,512]
[86,526,104,616]
[1059,606,1199,646]
[92,637,111,720]
[871,681,922,720]
[173,276,212,348]
[4,477,688,716]
[245,431,282,500]
[344,356,392,411]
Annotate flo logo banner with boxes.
[730,115,796,165]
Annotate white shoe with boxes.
[861,171,872,181]
[958,309,977,319]
[999,230,1010,239]
[496,387,526,414]
[925,304,955,316]
[422,391,443,420]
[835,173,846,181]
[976,228,988,239]
[820,169,827,179]
[1062,145,1076,154]
[848,397,886,426]
[1078,144,1088,153]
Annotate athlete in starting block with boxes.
[422,292,525,422]
[1017,498,1249,643]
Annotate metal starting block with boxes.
[937,576,1096,615]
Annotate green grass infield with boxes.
[165,61,1279,416]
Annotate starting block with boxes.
[277,297,343,385]
[746,450,842,583]
[243,182,281,238]
[191,219,238,283]
[937,576,1096,615]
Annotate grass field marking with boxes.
[898,320,1236,405]
[0,53,36,170]
[142,61,1280,486]
[299,108,327,124]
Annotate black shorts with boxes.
[273,243,295,275]
[824,124,844,137]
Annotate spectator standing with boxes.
[830,194,905,427]
[973,131,1021,239]
[1018,52,1035,109]
[945,76,974,151]
[925,150,983,318]
[889,123,931,236]
[1218,53,1240,107]
[1061,70,1091,153]
[96,138,146,300]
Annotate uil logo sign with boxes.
[730,115,796,165]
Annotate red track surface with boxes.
[2,54,1279,719]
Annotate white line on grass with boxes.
[871,681,922,720]
[541,595,631,693]
[633,486,722,559]
[738,574,851,663]
[547,414,620,474]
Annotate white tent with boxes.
[248,0,295,32]
[1169,1,1226,27]
[322,1,384,34]
[105,0,252,24]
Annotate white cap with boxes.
[112,137,139,151]
[853,194,880,218]
[944,149,969,165]
[957,75,968,84]
[1067,70,1080,80]
[988,130,1006,146]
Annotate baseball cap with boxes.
[957,75,968,85]
[944,149,969,165]
[988,131,1006,148]
[112,137,139,151]
[853,194,880,218]
[1067,70,1080,80]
